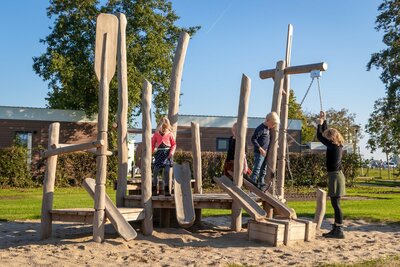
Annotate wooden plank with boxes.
[83,178,137,241]
[294,218,316,241]
[243,179,295,219]
[173,163,195,228]
[40,122,60,240]
[42,140,103,157]
[259,62,328,79]
[248,220,285,246]
[214,176,266,221]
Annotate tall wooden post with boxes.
[141,80,153,235]
[191,122,202,194]
[265,60,286,196]
[40,122,59,239]
[231,74,251,232]
[167,32,190,195]
[93,14,118,243]
[191,122,202,225]
[116,13,128,207]
[168,32,190,137]
[277,24,293,201]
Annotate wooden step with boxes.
[50,207,145,224]
[248,218,316,246]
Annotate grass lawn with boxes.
[1,185,400,223]
[0,187,115,221]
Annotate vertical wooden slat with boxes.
[40,122,60,239]
[141,79,153,235]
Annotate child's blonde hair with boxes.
[266,112,280,126]
[157,117,171,135]
[322,128,345,146]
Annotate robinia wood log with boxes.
[168,32,190,137]
[40,122,60,240]
[93,13,118,243]
[259,62,328,80]
[231,74,251,232]
[116,12,128,208]
[141,79,153,236]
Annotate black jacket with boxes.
[317,120,342,172]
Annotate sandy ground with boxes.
[1,217,400,267]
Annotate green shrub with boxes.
[174,150,359,189]
[0,146,33,187]
[32,152,118,187]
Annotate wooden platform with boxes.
[50,207,145,224]
[248,218,316,246]
[124,193,261,209]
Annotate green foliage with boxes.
[288,89,315,143]
[174,150,225,189]
[174,150,359,189]
[367,0,400,155]
[0,146,32,188]
[33,152,118,187]
[305,108,360,143]
[365,97,398,157]
[33,0,200,121]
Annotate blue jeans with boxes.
[153,165,171,187]
[250,152,267,188]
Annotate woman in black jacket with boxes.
[317,111,346,239]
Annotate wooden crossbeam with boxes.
[259,62,328,80]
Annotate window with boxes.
[14,131,31,147]
[216,138,230,152]
[14,131,33,169]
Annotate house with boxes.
[176,114,303,153]
[0,106,98,160]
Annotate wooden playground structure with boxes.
[40,13,327,246]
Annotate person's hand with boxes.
[259,147,267,157]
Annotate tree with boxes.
[287,89,314,143]
[306,108,360,143]
[33,0,199,121]
[367,0,400,156]
[365,97,398,159]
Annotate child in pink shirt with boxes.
[151,117,176,195]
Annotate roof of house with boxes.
[178,114,302,130]
[0,106,97,123]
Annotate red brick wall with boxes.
[0,119,97,149]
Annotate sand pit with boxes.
[1,217,400,266]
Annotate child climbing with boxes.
[151,117,176,196]
[249,112,279,191]
[317,111,346,239]
[223,122,253,184]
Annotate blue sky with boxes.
[0,0,387,159]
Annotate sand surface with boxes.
[1,217,400,266]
